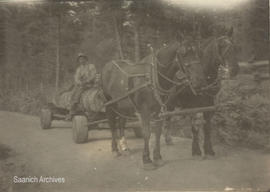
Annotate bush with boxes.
[213,75,270,149]
[0,88,53,116]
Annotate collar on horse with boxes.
[151,46,191,94]
[149,46,198,113]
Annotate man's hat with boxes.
[77,53,88,61]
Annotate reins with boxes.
[109,45,190,117]
[109,36,233,117]
[149,46,192,114]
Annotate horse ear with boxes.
[227,27,234,37]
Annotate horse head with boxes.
[215,34,239,78]
[175,37,207,91]
[154,42,183,89]
[200,31,239,86]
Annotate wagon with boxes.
[39,87,144,144]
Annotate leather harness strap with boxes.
[109,44,196,118]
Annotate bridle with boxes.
[156,50,187,86]
[215,36,233,67]
[199,36,234,95]
[153,48,200,102]
[155,37,234,98]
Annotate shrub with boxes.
[213,75,270,149]
[0,87,53,116]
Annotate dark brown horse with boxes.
[102,42,204,169]
[165,34,239,157]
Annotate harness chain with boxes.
[150,49,167,113]
[109,37,231,119]
[110,52,186,119]
[149,47,190,115]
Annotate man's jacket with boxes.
[74,63,97,85]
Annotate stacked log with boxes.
[56,88,106,113]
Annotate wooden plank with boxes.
[91,120,141,129]
[87,119,108,126]
[159,105,217,118]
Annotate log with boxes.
[159,105,217,118]
[239,60,269,70]
[56,88,106,113]
[254,73,270,81]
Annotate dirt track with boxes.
[0,111,270,192]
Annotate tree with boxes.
[0,9,6,90]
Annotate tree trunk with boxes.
[55,15,61,92]
[113,16,124,60]
[0,11,6,90]
[134,24,140,63]
[268,6,270,76]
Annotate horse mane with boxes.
[199,36,220,76]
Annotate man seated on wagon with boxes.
[67,53,98,119]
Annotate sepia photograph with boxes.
[0,0,269,191]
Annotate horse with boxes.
[101,42,205,170]
[164,33,239,157]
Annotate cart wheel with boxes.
[133,127,143,138]
[40,108,52,129]
[72,115,88,144]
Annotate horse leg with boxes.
[203,112,215,156]
[107,109,121,157]
[163,117,173,145]
[137,111,155,170]
[153,120,164,167]
[118,118,129,153]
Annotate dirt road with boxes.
[0,111,270,192]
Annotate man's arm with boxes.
[74,67,82,85]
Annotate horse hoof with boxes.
[142,163,157,171]
[118,137,129,153]
[153,159,165,167]
[112,151,121,158]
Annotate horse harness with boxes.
[108,37,233,118]
[110,46,193,118]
